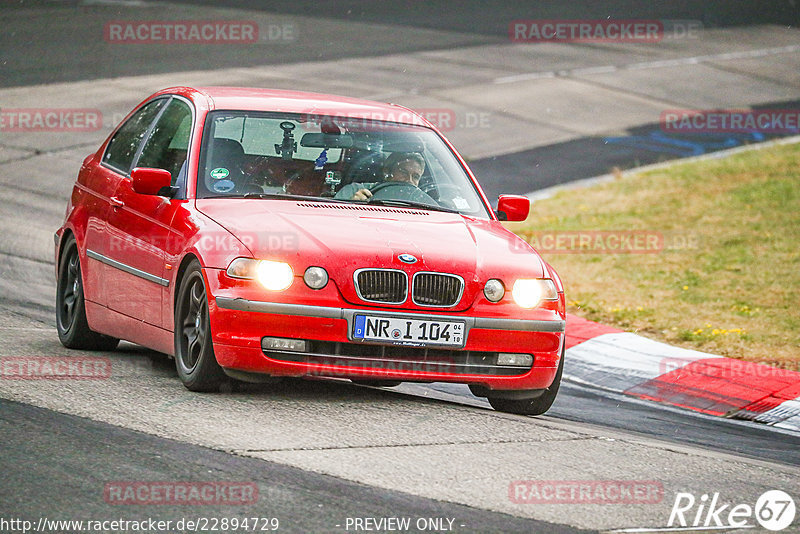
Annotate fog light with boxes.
[304,266,328,290]
[262,337,307,352]
[497,353,533,367]
[483,279,505,302]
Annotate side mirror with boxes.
[496,195,530,222]
[131,167,173,196]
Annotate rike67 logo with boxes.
[668,490,795,531]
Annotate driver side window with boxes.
[103,98,167,174]
[135,98,193,185]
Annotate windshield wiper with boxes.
[237,193,460,213]
[241,192,349,204]
[366,198,460,214]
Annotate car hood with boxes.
[196,199,546,310]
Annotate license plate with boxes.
[352,314,466,347]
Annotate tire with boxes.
[174,260,227,391]
[487,348,564,416]
[56,236,119,351]
[351,380,402,387]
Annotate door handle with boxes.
[109,196,124,208]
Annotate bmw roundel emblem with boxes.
[398,253,417,264]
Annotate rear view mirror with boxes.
[300,133,354,148]
[496,195,530,222]
[131,167,173,196]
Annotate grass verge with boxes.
[505,142,800,368]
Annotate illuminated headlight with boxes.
[226,258,294,291]
[483,279,505,302]
[256,261,294,291]
[304,266,328,290]
[511,279,558,308]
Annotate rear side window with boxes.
[103,98,167,173]
[135,98,193,183]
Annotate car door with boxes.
[104,96,194,327]
[85,97,168,307]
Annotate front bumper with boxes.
[209,293,565,391]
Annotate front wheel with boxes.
[174,261,226,391]
[56,236,119,351]
[487,348,564,416]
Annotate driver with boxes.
[335,152,425,201]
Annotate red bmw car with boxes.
[55,86,566,415]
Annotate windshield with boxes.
[197,111,490,217]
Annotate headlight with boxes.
[483,279,505,302]
[257,260,294,291]
[226,258,294,291]
[304,266,328,290]
[226,257,258,279]
[511,278,558,308]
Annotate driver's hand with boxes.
[351,188,373,201]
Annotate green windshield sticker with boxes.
[210,167,229,180]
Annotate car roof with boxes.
[167,86,429,127]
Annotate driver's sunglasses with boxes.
[391,163,423,183]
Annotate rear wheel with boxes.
[487,348,564,416]
[56,236,119,351]
[174,261,226,391]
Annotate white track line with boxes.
[494,44,800,84]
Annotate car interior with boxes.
[200,133,448,201]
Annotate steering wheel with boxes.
[367,181,439,206]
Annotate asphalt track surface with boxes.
[3,0,796,88]
[1,399,584,533]
[1,1,800,532]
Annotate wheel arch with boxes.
[173,252,202,311]
[56,228,76,269]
